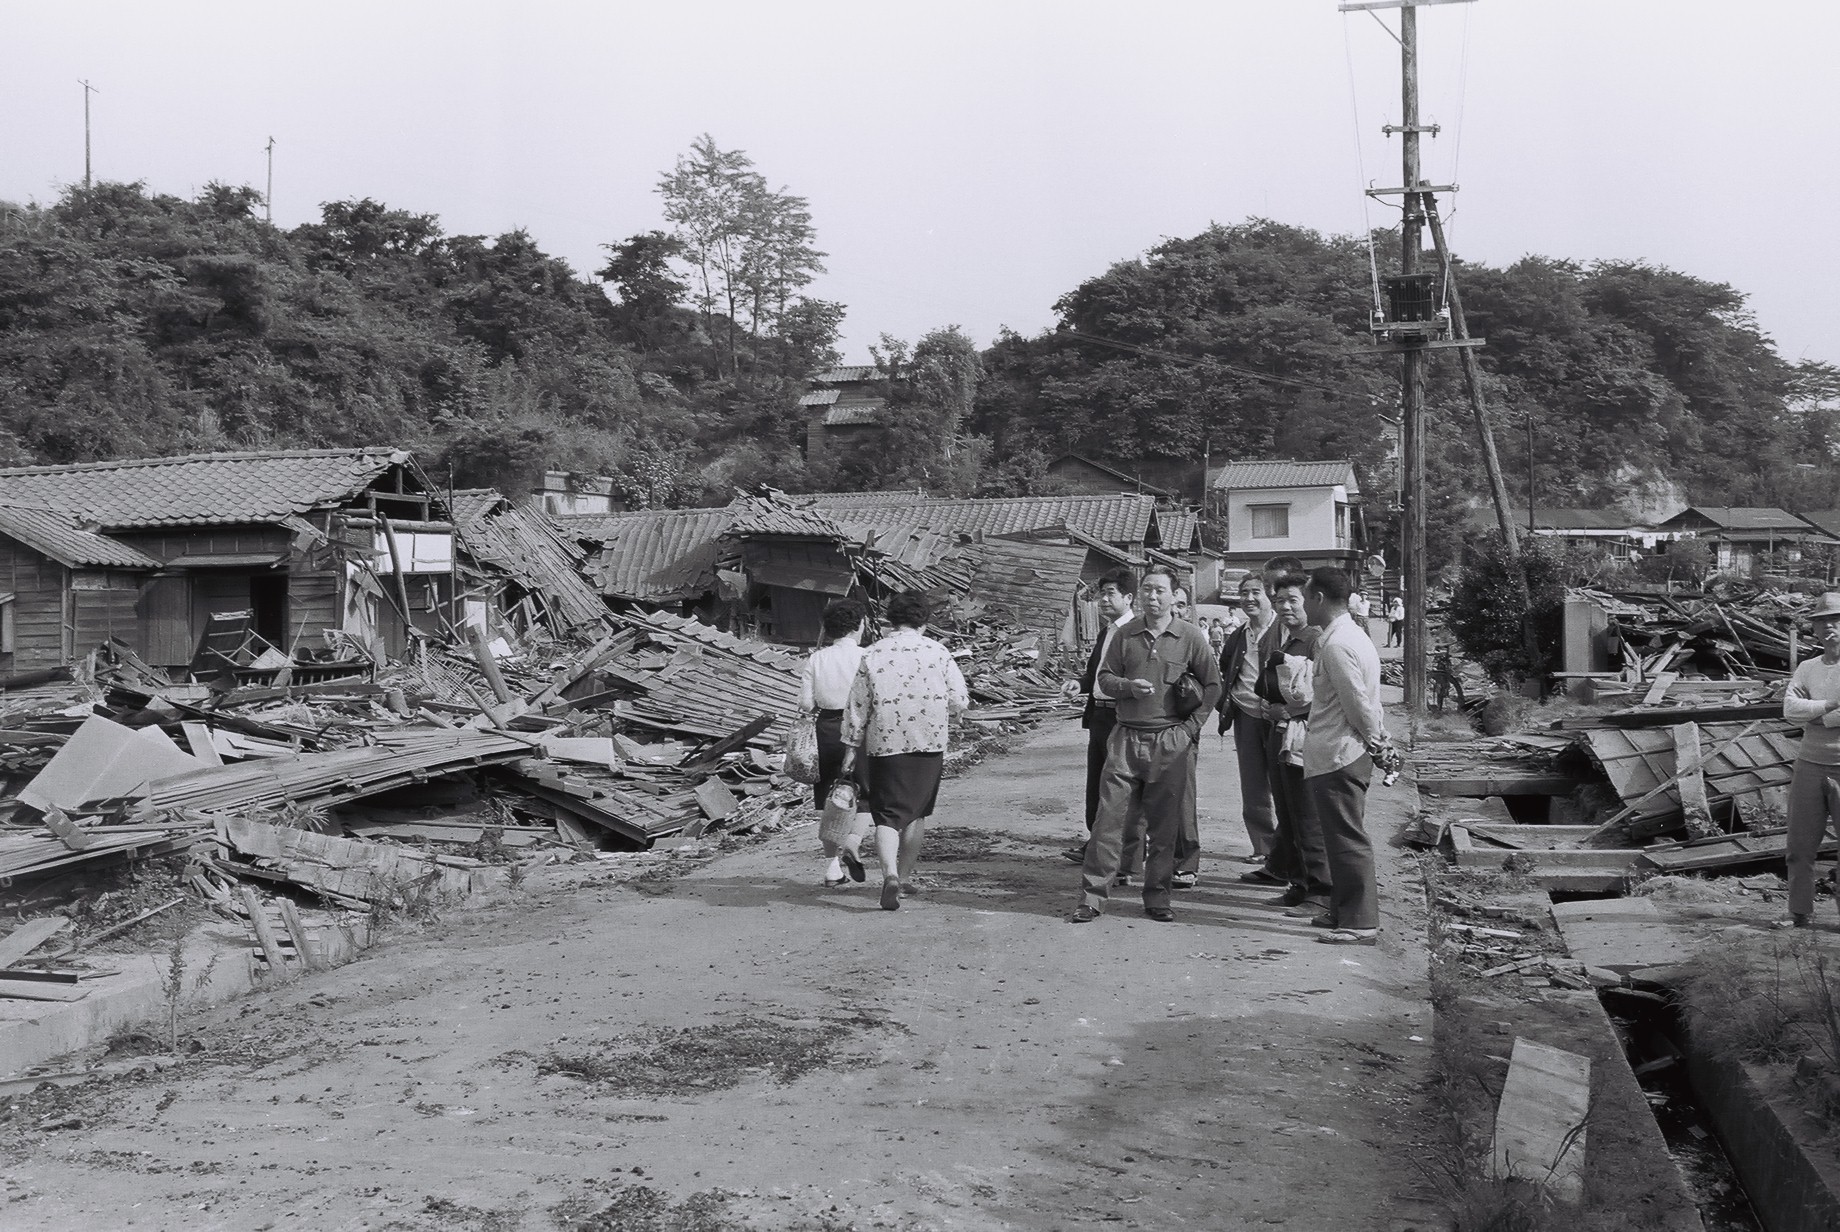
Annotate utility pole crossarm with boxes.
[1339,0,1475,11]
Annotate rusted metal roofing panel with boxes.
[1210,460,1356,492]
[0,448,407,529]
[0,502,161,569]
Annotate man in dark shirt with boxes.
[1069,566,1223,923]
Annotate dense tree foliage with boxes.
[0,168,1828,543]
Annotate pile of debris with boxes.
[0,603,1080,1004]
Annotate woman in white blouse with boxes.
[799,600,874,887]
[1783,592,1840,927]
[842,591,970,911]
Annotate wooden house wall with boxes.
[71,570,144,660]
[0,538,69,674]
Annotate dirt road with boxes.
[5,718,1438,1231]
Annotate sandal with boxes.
[823,877,847,888]
[841,850,866,883]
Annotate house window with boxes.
[1249,504,1290,540]
[1335,502,1349,545]
[0,592,14,654]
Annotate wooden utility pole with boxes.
[1424,196,1517,558]
[1344,0,1477,716]
[79,80,98,188]
[265,137,275,224]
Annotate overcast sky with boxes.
[4,1,1835,368]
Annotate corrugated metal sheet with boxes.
[797,389,841,406]
[581,509,733,601]
[0,502,161,569]
[0,448,407,528]
[1210,460,1357,492]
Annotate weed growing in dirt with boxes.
[367,868,447,933]
[509,1014,886,1097]
[157,934,221,1052]
[1677,932,1840,1122]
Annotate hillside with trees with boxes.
[0,140,1831,553]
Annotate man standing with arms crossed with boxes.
[1217,574,1281,880]
[1069,567,1221,923]
[1302,566,1389,945]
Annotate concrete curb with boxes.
[0,913,373,1081]
[1685,1047,1840,1232]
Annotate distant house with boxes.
[1464,508,1658,557]
[0,449,454,676]
[1207,460,1364,573]
[1044,454,1175,499]
[801,365,891,466]
[529,472,625,517]
[1651,506,1839,574]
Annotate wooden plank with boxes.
[693,778,739,821]
[1550,898,1697,971]
[0,918,68,968]
[1491,1038,1590,1204]
[1642,671,1680,706]
[1417,775,1578,798]
[239,887,291,976]
[275,899,322,972]
[1672,723,1710,831]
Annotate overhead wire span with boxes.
[1343,11,1385,317]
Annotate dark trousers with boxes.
[1264,722,1331,900]
[1787,759,1840,915]
[1082,725,1195,911]
[1307,756,1377,930]
[1084,706,1144,874]
[1231,713,1278,860]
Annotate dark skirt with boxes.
[814,710,870,810]
[865,752,944,830]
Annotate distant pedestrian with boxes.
[1385,595,1405,648]
[1068,566,1221,924]
[1302,566,1389,946]
[1782,592,1840,929]
[798,599,874,888]
[842,591,969,911]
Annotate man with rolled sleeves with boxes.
[1302,566,1389,945]
[1069,566,1222,923]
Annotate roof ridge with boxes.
[0,446,403,478]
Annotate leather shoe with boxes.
[1286,899,1331,918]
[1067,905,1102,924]
[1143,906,1176,923]
[1309,912,1337,929]
[1271,886,1308,907]
[841,850,866,883]
[1171,871,1198,890]
[879,879,901,911]
[1237,869,1284,887]
[1062,844,1088,864]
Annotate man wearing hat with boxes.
[1784,592,1840,928]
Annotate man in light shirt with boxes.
[1781,592,1840,927]
[1064,568,1145,877]
[1302,566,1388,945]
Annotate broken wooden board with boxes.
[1643,826,1832,873]
[693,778,739,821]
[1492,1038,1590,1204]
[1450,825,1650,892]
[1582,720,1799,825]
[1418,774,1579,798]
[216,815,493,905]
[1550,898,1697,972]
[0,918,69,969]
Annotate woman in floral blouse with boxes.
[842,591,970,911]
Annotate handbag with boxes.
[782,711,820,784]
[819,780,860,848]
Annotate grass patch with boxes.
[510,1013,889,1097]
[1675,933,1840,1119]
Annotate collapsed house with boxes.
[0,449,458,678]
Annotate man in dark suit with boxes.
[1064,567,1144,876]
[1216,572,1282,884]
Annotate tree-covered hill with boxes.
[1,166,1830,543]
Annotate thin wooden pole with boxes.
[1400,3,1427,716]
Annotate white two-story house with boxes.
[1207,459,1364,575]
